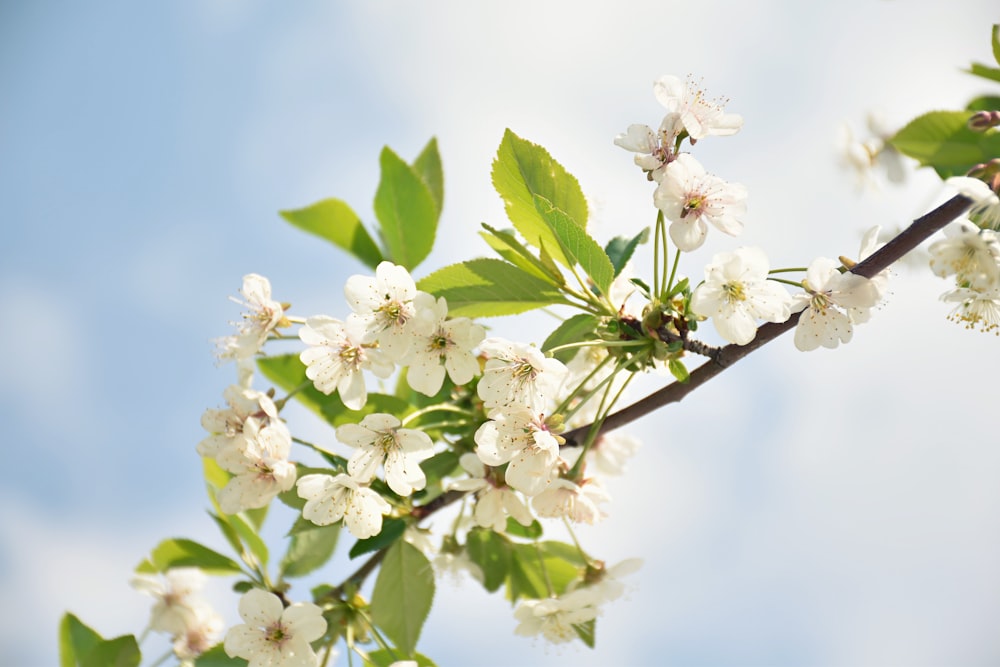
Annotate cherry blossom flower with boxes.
[532,478,610,524]
[197,384,285,460]
[477,338,568,411]
[513,588,602,644]
[344,261,422,361]
[215,274,288,363]
[838,112,906,190]
[475,407,560,497]
[216,419,296,514]
[172,604,224,664]
[929,220,1000,291]
[947,176,1000,230]
[403,294,485,396]
[224,588,326,667]
[131,568,212,636]
[792,257,881,351]
[690,247,793,344]
[613,114,684,182]
[448,453,534,531]
[941,287,1000,334]
[336,413,434,496]
[299,315,393,410]
[654,153,747,252]
[653,74,743,141]
[297,472,391,539]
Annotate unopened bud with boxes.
[838,256,858,270]
[967,159,1000,193]
[967,110,1000,132]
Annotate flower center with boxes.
[681,195,704,218]
[265,622,289,646]
[722,281,747,302]
[376,431,398,452]
[339,345,362,369]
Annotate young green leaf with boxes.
[541,313,600,363]
[464,528,512,592]
[374,146,438,270]
[280,523,341,578]
[59,613,102,667]
[364,649,438,667]
[370,541,436,657]
[605,227,651,277]
[491,129,588,267]
[533,195,614,296]
[226,513,269,569]
[479,223,566,285]
[967,62,1000,84]
[889,110,1000,178]
[667,358,690,384]
[966,95,1000,112]
[417,258,571,317]
[993,23,1000,67]
[573,619,596,649]
[79,636,140,667]
[134,538,243,575]
[194,644,248,666]
[279,199,383,269]
[412,137,444,218]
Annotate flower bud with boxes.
[967,110,1000,132]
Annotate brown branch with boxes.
[563,193,973,447]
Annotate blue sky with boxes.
[3,2,1000,665]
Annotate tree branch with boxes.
[563,193,973,446]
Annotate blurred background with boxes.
[3,1,1000,665]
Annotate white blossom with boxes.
[792,257,881,351]
[448,453,534,531]
[299,315,393,410]
[942,287,1000,334]
[403,294,485,396]
[475,408,560,497]
[654,153,747,252]
[172,604,224,664]
[297,473,391,539]
[929,220,1000,291]
[224,588,326,667]
[947,176,1000,230]
[344,261,422,361]
[652,74,743,141]
[838,113,906,190]
[477,338,568,411]
[197,385,285,459]
[613,114,684,182]
[532,478,610,524]
[216,420,296,514]
[131,568,211,636]
[337,413,434,496]
[215,274,287,363]
[690,247,792,345]
[513,588,602,644]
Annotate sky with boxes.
[2,1,1000,666]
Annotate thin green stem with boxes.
[534,542,555,597]
[653,210,664,299]
[274,380,312,411]
[768,267,808,274]
[561,516,591,565]
[768,277,804,288]
[665,248,681,296]
[401,403,476,427]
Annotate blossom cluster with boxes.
[131,568,224,664]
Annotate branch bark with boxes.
[563,193,973,446]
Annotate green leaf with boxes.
[370,541,436,657]
[605,227,650,277]
[365,649,437,667]
[479,223,565,285]
[966,95,1000,112]
[888,110,1000,178]
[135,538,243,575]
[573,618,596,648]
[667,359,690,384]
[349,517,407,558]
[418,450,460,485]
[417,258,569,318]
[280,199,382,269]
[227,513,269,569]
[968,63,1000,84]
[412,137,444,218]
[374,146,438,270]
[533,195,614,295]
[993,24,1000,67]
[59,613,102,667]
[465,528,512,592]
[80,636,140,667]
[505,517,543,539]
[258,354,412,427]
[208,512,245,562]
[505,541,585,603]
[541,313,600,363]
[281,523,341,578]
[491,129,588,267]
[195,644,248,666]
